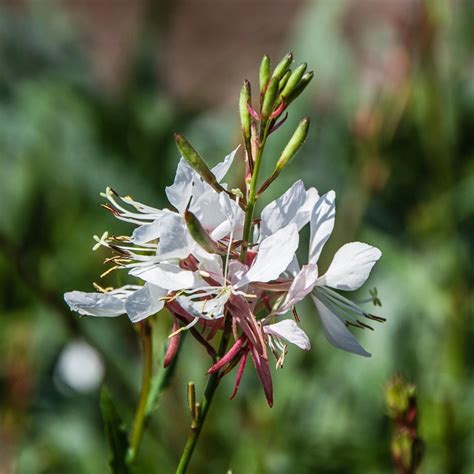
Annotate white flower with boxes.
[65,148,244,324]
[275,190,383,357]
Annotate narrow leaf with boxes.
[100,387,130,474]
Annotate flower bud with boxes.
[285,70,314,105]
[385,374,415,418]
[239,80,252,142]
[275,117,310,172]
[259,54,271,93]
[281,63,307,99]
[174,133,224,193]
[261,77,279,120]
[278,70,291,91]
[392,431,413,470]
[257,118,310,197]
[271,52,293,80]
[184,209,221,254]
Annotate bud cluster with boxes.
[385,374,425,474]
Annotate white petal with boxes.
[189,190,228,234]
[130,263,201,291]
[125,284,166,323]
[237,223,299,287]
[131,210,172,244]
[286,255,301,277]
[64,291,125,317]
[210,192,245,241]
[211,146,239,182]
[319,242,382,291]
[309,191,336,264]
[197,253,224,283]
[277,264,318,314]
[260,181,318,239]
[176,290,230,320]
[263,320,311,350]
[156,213,192,260]
[165,158,195,213]
[312,296,370,357]
[227,260,248,286]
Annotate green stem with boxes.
[176,116,271,474]
[127,320,153,464]
[176,317,232,474]
[241,125,269,261]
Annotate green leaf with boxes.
[100,387,130,474]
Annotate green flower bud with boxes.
[281,63,307,99]
[184,209,221,254]
[385,374,416,418]
[278,70,291,91]
[239,80,252,142]
[175,133,224,194]
[257,118,310,197]
[271,52,293,80]
[275,117,310,172]
[261,77,279,120]
[392,432,413,470]
[286,70,314,105]
[259,55,271,93]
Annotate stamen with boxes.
[100,265,122,278]
[168,317,199,338]
[366,314,386,323]
[356,320,374,331]
[92,282,113,293]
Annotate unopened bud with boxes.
[385,374,415,419]
[286,71,314,105]
[239,80,252,141]
[275,117,310,172]
[271,52,293,80]
[392,431,413,470]
[257,118,310,197]
[259,54,271,93]
[281,63,307,99]
[278,70,291,91]
[261,77,279,120]
[184,209,221,254]
[175,133,224,194]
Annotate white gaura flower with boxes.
[275,190,384,357]
[64,283,167,323]
[94,148,243,285]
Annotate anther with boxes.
[366,314,386,323]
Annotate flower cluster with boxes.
[65,147,384,406]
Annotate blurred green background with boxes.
[0,0,473,473]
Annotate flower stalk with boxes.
[176,315,233,474]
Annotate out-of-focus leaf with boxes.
[145,333,186,419]
[100,387,130,474]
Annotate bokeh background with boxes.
[1,0,473,473]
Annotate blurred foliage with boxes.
[0,1,473,473]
